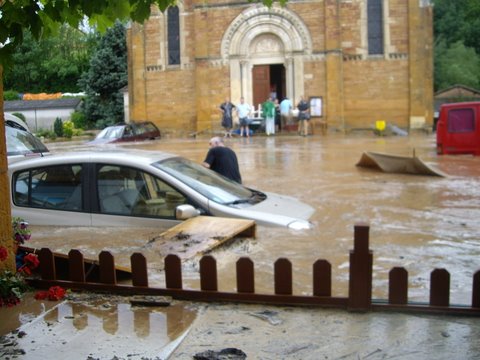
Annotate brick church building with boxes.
[126,0,433,136]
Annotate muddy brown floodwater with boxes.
[35,132,480,305]
[3,132,480,358]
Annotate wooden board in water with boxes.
[356,151,447,177]
[147,216,256,259]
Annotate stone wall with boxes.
[126,0,433,136]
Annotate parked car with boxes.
[89,121,161,144]
[5,123,49,164]
[436,102,480,156]
[8,149,314,229]
[5,113,30,132]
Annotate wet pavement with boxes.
[2,131,480,359]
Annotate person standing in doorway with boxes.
[219,97,235,138]
[297,96,310,136]
[262,96,276,136]
[274,98,281,133]
[202,137,242,183]
[236,97,252,138]
[280,97,293,132]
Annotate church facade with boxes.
[126,0,433,136]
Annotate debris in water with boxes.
[194,348,247,360]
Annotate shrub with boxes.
[62,121,74,138]
[3,90,20,101]
[71,111,87,130]
[53,117,63,137]
[12,112,26,122]
[35,128,56,140]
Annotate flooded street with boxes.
[33,132,480,305]
[3,131,480,359]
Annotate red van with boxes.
[436,102,480,155]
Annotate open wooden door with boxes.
[252,65,270,110]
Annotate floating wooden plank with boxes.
[147,216,256,260]
[356,151,447,177]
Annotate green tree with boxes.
[433,0,480,90]
[3,26,99,93]
[435,41,480,91]
[79,21,127,128]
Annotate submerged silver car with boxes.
[8,149,314,229]
[6,125,50,164]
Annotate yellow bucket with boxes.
[375,120,386,132]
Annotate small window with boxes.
[447,109,475,133]
[96,165,186,218]
[14,165,83,211]
[167,6,180,65]
[368,0,384,55]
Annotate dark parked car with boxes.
[89,121,161,144]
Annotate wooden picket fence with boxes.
[27,223,480,315]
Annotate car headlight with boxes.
[287,220,313,230]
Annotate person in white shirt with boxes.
[236,97,253,137]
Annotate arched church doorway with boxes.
[252,64,285,108]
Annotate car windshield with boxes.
[6,126,49,156]
[154,157,264,205]
[96,126,124,139]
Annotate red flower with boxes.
[23,253,40,269]
[48,286,66,301]
[34,286,66,301]
[34,291,49,300]
[0,246,8,262]
[18,266,32,275]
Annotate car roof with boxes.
[8,149,178,171]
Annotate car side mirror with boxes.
[176,204,200,220]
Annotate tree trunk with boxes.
[0,65,15,272]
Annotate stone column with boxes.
[408,0,434,130]
[324,0,344,131]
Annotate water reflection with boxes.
[40,134,480,305]
[4,297,196,358]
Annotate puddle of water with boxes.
[0,293,197,357]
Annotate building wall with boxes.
[127,0,433,136]
[5,109,77,132]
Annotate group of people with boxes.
[220,96,253,138]
[220,95,312,138]
[278,95,311,136]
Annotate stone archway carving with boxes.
[221,5,312,105]
[221,5,311,58]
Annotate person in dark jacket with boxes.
[202,137,242,183]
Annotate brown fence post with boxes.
[348,223,373,311]
[131,253,148,287]
[200,255,218,291]
[237,257,254,293]
[99,251,116,285]
[39,248,56,280]
[313,260,331,296]
[473,270,480,308]
[68,249,85,283]
[430,268,450,307]
[389,267,408,304]
[274,258,292,295]
[165,254,182,289]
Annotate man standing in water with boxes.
[236,97,252,138]
[202,137,242,183]
[219,97,235,138]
